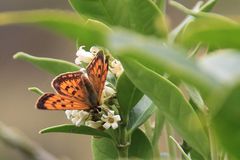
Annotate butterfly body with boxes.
[81,73,99,107]
[36,51,108,111]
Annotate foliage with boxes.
[1,0,240,159]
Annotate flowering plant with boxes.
[1,0,240,159]
[65,46,122,130]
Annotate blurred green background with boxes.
[0,0,240,159]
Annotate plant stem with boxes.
[117,114,130,160]
[0,122,59,160]
[152,111,165,160]
[209,127,218,160]
[118,125,129,159]
[168,1,203,43]
[169,136,192,160]
[200,0,219,12]
[28,87,44,95]
[169,1,201,16]
[166,122,177,160]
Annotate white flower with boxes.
[75,46,94,65]
[85,120,103,129]
[110,59,123,77]
[103,86,115,98]
[90,46,100,55]
[65,110,73,119]
[101,110,121,129]
[65,110,90,127]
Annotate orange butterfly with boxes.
[36,51,108,111]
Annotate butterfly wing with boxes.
[36,93,90,110]
[36,51,108,110]
[86,51,108,102]
[52,71,88,101]
[36,71,92,110]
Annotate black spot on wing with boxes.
[36,93,55,109]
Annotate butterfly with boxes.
[36,51,109,111]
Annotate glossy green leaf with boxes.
[211,82,240,159]
[108,31,219,96]
[199,50,240,113]
[69,0,167,37]
[0,10,107,47]
[85,19,111,32]
[128,95,156,133]
[76,18,111,48]
[154,0,166,12]
[92,129,153,160]
[177,14,240,50]
[116,73,143,117]
[190,149,204,160]
[13,52,80,75]
[40,124,111,139]
[91,137,119,160]
[129,129,154,160]
[183,83,206,113]
[119,58,210,158]
[198,50,240,85]
[200,51,240,159]
[128,0,167,37]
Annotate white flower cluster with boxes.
[66,46,123,130]
[75,46,124,77]
[75,46,99,65]
[65,110,89,126]
[65,110,121,130]
[110,59,124,77]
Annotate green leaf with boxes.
[198,50,240,85]
[116,73,143,117]
[85,19,111,32]
[190,149,204,160]
[13,52,80,75]
[199,50,240,113]
[40,124,111,139]
[91,137,119,160]
[69,0,167,37]
[0,10,107,47]
[128,95,156,133]
[129,129,154,160]
[76,18,111,48]
[154,0,166,12]
[211,82,240,159]
[183,83,206,113]
[119,58,210,159]
[177,14,240,50]
[128,0,168,37]
[91,129,153,160]
[108,31,218,96]
[201,51,240,159]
